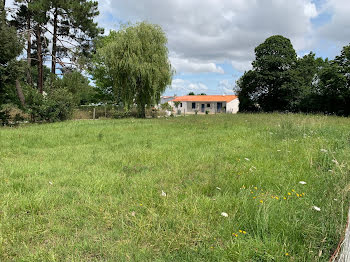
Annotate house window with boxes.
[180,103,183,107]
[207,104,211,108]
[192,102,196,109]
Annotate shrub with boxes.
[0,104,28,126]
[26,88,74,122]
[160,103,172,111]
[0,108,10,126]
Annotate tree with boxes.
[49,0,102,74]
[188,92,195,96]
[91,22,173,118]
[0,1,23,107]
[11,0,102,93]
[238,35,298,112]
[316,62,348,116]
[52,71,96,105]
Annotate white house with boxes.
[160,96,176,104]
[170,95,239,114]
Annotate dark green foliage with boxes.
[238,36,350,116]
[26,88,74,122]
[188,92,195,95]
[52,71,96,105]
[0,108,10,126]
[238,35,298,112]
[0,10,22,65]
[0,2,23,116]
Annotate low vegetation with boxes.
[0,114,349,261]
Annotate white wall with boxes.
[226,99,240,114]
[169,99,239,114]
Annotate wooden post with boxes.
[93,107,96,120]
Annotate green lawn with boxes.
[0,114,349,261]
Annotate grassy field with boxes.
[0,114,350,261]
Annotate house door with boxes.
[201,104,205,113]
[217,102,222,113]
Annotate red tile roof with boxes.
[172,95,238,102]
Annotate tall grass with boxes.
[0,113,349,261]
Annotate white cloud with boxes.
[304,2,318,18]
[171,78,208,93]
[318,0,350,45]
[170,57,224,74]
[98,0,319,73]
[218,79,237,94]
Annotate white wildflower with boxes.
[332,159,339,165]
[299,181,307,185]
[277,150,281,152]
[161,190,167,197]
[320,149,328,153]
[245,158,250,161]
[312,206,321,212]
[216,187,221,191]
[49,181,53,185]
[221,212,229,217]
[131,211,136,217]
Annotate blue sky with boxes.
[8,0,349,96]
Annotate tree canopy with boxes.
[91,22,173,117]
[0,2,23,107]
[237,35,350,116]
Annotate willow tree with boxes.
[91,22,173,118]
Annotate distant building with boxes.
[160,96,176,104]
[170,95,239,114]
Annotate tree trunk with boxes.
[36,25,43,94]
[51,8,58,74]
[15,79,25,107]
[138,102,146,118]
[26,15,32,85]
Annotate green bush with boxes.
[160,103,172,111]
[0,108,10,126]
[26,88,74,122]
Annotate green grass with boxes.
[0,114,350,261]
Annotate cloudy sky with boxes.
[7,0,350,96]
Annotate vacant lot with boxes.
[0,114,349,261]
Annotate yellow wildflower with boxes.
[288,192,291,196]
[260,200,264,204]
[275,196,279,200]
[284,197,287,200]
[254,187,258,190]
[243,231,247,234]
[285,253,289,256]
